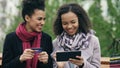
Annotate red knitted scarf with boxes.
[16,23,42,68]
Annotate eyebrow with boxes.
[37,16,46,19]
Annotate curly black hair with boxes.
[22,0,45,22]
[53,3,92,35]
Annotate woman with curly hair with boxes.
[2,0,53,68]
[51,3,101,68]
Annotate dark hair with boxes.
[53,3,92,35]
[22,0,45,21]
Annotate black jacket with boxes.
[2,32,53,68]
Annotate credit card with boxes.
[31,48,42,53]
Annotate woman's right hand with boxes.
[19,49,34,62]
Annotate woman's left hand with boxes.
[69,56,84,66]
[38,51,48,64]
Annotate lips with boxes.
[37,24,42,28]
[36,25,42,31]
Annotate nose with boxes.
[67,24,72,28]
[41,19,45,25]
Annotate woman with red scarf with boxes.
[2,0,53,68]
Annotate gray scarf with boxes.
[57,30,94,51]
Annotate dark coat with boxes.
[2,32,53,68]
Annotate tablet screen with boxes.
[56,51,81,61]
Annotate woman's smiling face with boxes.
[61,11,79,35]
[25,9,45,32]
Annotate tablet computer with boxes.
[56,51,81,61]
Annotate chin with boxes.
[37,31,42,33]
[67,32,76,35]
[35,30,42,33]
[35,28,42,32]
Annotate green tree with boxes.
[107,0,120,56]
[89,0,120,56]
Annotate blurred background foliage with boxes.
[1,0,120,57]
